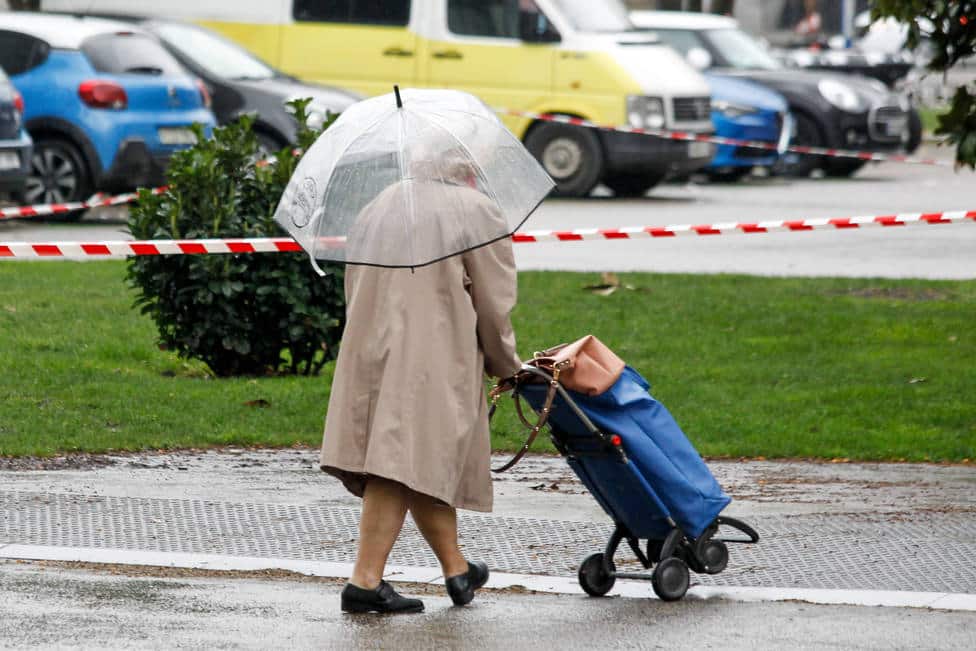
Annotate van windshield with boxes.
[152,21,276,81]
[548,0,632,33]
[703,28,780,70]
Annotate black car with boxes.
[631,11,918,177]
[112,17,361,151]
[0,64,32,200]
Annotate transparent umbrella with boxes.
[274,87,554,273]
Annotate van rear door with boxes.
[279,0,417,95]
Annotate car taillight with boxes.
[78,80,128,110]
[195,79,212,109]
[13,90,24,114]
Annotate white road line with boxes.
[1,544,974,612]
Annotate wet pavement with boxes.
[1,559,974,650]
[2,450,975,594]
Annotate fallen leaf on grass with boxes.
[582,272,644,296]
[243,399,271,408]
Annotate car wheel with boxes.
[779,112,825,178]
[824,158,867,177]
[524,121,604,198]
[25,138,92,221]
[905,108,922,154]
[604,172,664,197]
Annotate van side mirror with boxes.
[686,47,713,70]
[519,10,560,43]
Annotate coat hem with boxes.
[320,461,493,513]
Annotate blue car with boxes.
[705,73,792,181]
[0,13,215,215]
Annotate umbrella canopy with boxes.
[274,87,554,272]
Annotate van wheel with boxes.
[525,122,603,197]
[25,138,92,221]
[604,172,664,197]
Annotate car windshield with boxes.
[703,28,780,70]
[548,0,632,33]
[152,22,275,80]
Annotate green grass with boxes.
[918,106,948,134]
[1,261,974,462]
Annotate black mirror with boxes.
[519,10,560,43]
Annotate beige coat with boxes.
[320,183,521,512]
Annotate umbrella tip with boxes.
[394,85,402,109]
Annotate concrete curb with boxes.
[3,544,974,613]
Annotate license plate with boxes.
[158,127,197,146]
[688,140,712,159]
[0,151,19,170]
[881,118,907,137]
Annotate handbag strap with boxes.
[489,369,561,473]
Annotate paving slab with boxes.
[2,450,974,595]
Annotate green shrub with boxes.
[127,101,344,377]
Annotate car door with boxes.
[425,0,553,111]
[278,0,417,96]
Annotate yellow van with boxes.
[43,0,715,197]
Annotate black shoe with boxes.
[341,581,424,614]
[445,561,490,606]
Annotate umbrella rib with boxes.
[396,108,417,266]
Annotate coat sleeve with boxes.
[463,238,522,379]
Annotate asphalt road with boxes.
[2,561,974,650]
[2,143,973,278]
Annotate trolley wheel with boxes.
[578,553,616,597]
[700,540,729,575]
[651,557,690,602]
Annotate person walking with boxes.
[274,87,553,614]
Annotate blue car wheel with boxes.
[25,137,91,220]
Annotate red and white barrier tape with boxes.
[0,187,167,221]
[497,108,952,167]
[2,210,973,259]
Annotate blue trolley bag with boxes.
[520,366,730,539]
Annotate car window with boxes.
[293,0,411,26]
[153,22,274,81]
[0,30,51,76]
[648,28,703,57]
[448,0,527,39]
[81,33,185,75]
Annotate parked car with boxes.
[631,11,916,178]
[0,13,216,214]
[0,65,32,201]
[44,0,716,198]
[71,16,362,151]
[704,73,791,181]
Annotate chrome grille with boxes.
[869,105,908,142]
[672,96,711,123]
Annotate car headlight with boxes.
[626,95,665,129]
[818,79,868,113]
[711,99,759,118]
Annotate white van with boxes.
[42,0,716,197]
